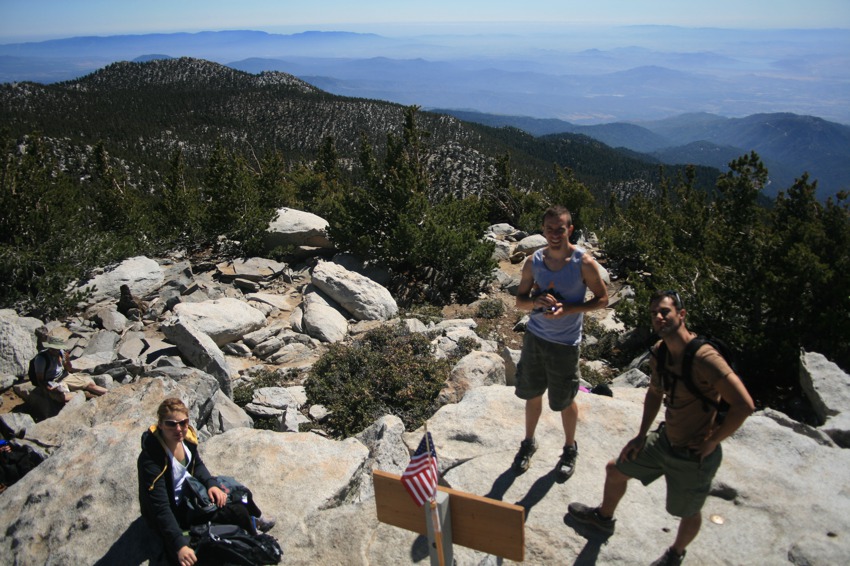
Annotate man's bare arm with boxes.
[691,372,755,458]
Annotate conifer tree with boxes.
[326,107,494,303]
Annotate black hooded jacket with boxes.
[137,424,217,553]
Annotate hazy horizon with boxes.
[2,0,849,43]
[1,1,848,126]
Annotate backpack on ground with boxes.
[27,352,49,387]
[184,475,262,524]
[653,336,735,422]
[189,522,282,565]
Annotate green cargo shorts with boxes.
[514,331,580,411]
[616,424,722,518]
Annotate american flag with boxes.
[401,432,439,507]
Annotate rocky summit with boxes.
[0,210,848,565]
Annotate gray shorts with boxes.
[616,425,723,518]
[514,331,580,411]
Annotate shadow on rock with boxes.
[410,533,431,562]
[514,469,557,522]
[94,516,170,566]
[563,513,612,566]
[483,466,518,502]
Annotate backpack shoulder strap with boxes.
[653,341,667,364]
[649,341,677,398]
[680,336,721,412]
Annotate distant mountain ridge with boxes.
[1,28,847,126]
[437,109,850,200]
[2,57,721,210]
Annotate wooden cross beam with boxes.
[373,469,525,562]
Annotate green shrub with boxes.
[475,298,505,319]
[305,325,451,438]
[253,416,281,431]
[453,336,480,361]
[403,304,444,326]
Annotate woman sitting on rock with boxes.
[137,397,274,566]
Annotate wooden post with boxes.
[426,491,452,566]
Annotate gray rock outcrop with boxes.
[439,351,506,404]
[301,287,349,343]
[2,226,848,566]
[311,260,399,321]
[514,234,547,255]
[78,256,164,304]
[1,361,849,565]
[264,207,333,250]
[172,298,266,347]
[161,319,232,397]
[800,351,850,447]
[0,309,40,377]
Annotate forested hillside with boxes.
[438,108,850,201]
[0,58,716,198]
[2,57,849,413]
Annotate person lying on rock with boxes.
[137,397,275,566]
[31,335,107,402]
[567,290,755,566]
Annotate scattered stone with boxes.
[308,404,330,422]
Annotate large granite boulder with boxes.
[799,351,850,447]
[77,256,164,304]
[311,260,398,321]
[514,234,547,255]
[0,309,41,377]
[161,320,232,397]
[2,378,849,565]
[439,351,506,404]
[301,287,349,343]
[264,207,333,250]
[172,298,266,347]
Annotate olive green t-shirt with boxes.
[650,341,734,447]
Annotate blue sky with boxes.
[2,0,849,42]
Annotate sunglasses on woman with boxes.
[161,418,190,429]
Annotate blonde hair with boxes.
[156,397,188,422]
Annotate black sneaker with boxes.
[650,547,686,566]
[556,442,578,480]
[567,502,616,535]
[512,438,538,472]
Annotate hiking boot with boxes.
[650,547,686,566]
[556,442,578,480]
[567,502,616,535]
[253,515,276,533]
[512,438,538,473]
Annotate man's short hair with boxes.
[649,289,685,310]
[542,205,572,227]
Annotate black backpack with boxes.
[654,336,734,421]
[27,352,50,386]
[190,523,282,566]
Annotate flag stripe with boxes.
[401,432,439,507]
